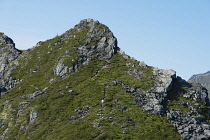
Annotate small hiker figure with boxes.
[101,99,104,107]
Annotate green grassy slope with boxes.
[0,20,180,140]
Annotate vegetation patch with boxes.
[0,22,181,139]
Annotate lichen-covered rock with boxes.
[53,63,68,77]
[166,77,210,140]
[167,109,210,140]
[54,19,119,77]
[26,91,43,99]
[111,80,167,115]
[111,67,210,139]
[76,19,119,60]
[0,32,14,45]
[17,102,30,115]
[0,33,21,79]
[29,110,37,124]
[0,33,21,97]
[153,68,176,93]
[0,78,20,96]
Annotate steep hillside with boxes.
[189,71,210,92]
[0,19,210,140]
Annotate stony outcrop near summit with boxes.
[54,19,119,77]
[0,33,21,96]
[0,19,210,140]
[0,33,21,79]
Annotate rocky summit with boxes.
[0,19,210,140]
[0,33,21,96]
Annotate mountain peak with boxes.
[2,19,210,139]
[64,19,119,61]
[0,32,15,46]
[75,18,99,31]
[0,33,21,79]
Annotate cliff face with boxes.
[0,32,21,79]
[0,19,209,140]
[0,33,21,96]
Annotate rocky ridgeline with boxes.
[30,19,210,139]
[111,66,210,139]
[0,33,21,78]
[0,19,210,139]
[76,19,119,60]
[54,19,119,77]
[0,33,21,95]
[0,33,14,45]
[167,77,210,140]
[110,68,176,115]
[189,71,210,93]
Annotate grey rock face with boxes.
[26,91,43,99]
[0,100,12,106]
[77,19,119,61]
[0,32,14,45]
[17,102,30,116]
[29,110,38,124]
[189,71,210,94]
[70,106,90,122]
[0,33,21,96]
[0,127,8,140]
[54,19,119,77]
[153,68,176,93]
[0,78,20,96]
[110,79,170,115]
[0,33,21,79]
[110,66,176,116]
[185,82,210,105]
[167,110,210,140]
[19,125,28,131]
[53,63,68,77]
[111,68,210,140]
[166,78,210,140]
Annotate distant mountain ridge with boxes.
[0,19,210,140]
[189,71,210,81]
[188,71,210,92]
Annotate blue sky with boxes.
[0,0,210,80]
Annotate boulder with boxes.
[29,110,38,123]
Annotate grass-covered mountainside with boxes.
[0,19,210,140]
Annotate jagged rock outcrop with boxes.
[0,33,14,45]
[111,70,210,140]
[54,19,119,77]
[0,78,20,96]
[153,68,176,93]
[29,110,38,124]
[76,19,118,60]
[110,68,176,115]
[17,102,30,116]
[165,76,210,140]
[26,91,44,99]
[0,33,21,79]
[167,110,210,140]
[0,33,21,96]
[189,71,210,93]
